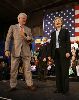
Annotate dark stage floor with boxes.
[0,79,79,100]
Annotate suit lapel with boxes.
[16,24,20,33]
[24,26,26,33]
[58,28,63,39]
[24,26,27,36]
[24,26,29,36]
[53,31,56,44]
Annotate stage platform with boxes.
[0,79,79,100]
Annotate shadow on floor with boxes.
[0,79,79,100]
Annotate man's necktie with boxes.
[20,26,24,37]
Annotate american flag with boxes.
[43,6,79,43]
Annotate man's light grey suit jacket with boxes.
[5,24,32,57]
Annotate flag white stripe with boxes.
[75,27,79,32]
[75,10,79,15]
[75,36,79,42]
[70,37,75,41]
[75,19,79,23]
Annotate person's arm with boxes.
[65,29,71,58]
[5,25,13,57]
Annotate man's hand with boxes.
[5,51,10,57]
[66,53,70,58]
[27,36,31,41]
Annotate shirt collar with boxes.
[18,24,24,28]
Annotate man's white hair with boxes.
[18,13,27,19]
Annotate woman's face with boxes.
[54,18,62,28]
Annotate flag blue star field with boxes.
[43,6,79,43]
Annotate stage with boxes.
[0,79,79,100]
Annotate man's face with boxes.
[18,15,27,25]
[54,18,62,28]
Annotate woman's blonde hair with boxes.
[54,17,63,23]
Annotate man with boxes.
[48,17,71,94]
[5,13,36,91]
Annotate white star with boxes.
[53,26,55,28]
[64,19,66,21]
[69,12,71,14]
[48,22,50,24]
[72,27,74,29]
[45,31,47,32]
[72,34,74,36]
[72,9,74,11]
[69,18,71,20]
[61,11,63,13]
[56,12,58,14]
[72,21,74,23]
[61,17,63,18]
[72,15,74,17]
[64,13,66,15]
[50,36,51,38]
[47,33,50,35]
[49,16,50,18]
[67,21,68,23]
[45,25,47,26]
[66,10,69,12]
[50,30,52,32]
[47,14,48,16]
[69,24,71,26]
[51,13,53,15]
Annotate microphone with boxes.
[24,33,27,37]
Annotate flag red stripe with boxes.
[75,32,79,36]
[75,14,79,19]
[75,23,79,27]
[75,6,79,10]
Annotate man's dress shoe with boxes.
[27,85,37,91]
